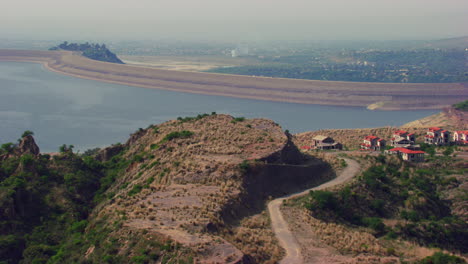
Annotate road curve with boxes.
[268,158,360,264]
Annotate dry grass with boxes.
[0,49,466,110]
[222,211,285,263]
[85,115,289,263]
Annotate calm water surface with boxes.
[0,61,437,152]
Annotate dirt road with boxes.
[268,158,361,264]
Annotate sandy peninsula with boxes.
[0,49,466,110]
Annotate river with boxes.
[0,61,437,152]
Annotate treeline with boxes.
[0,133,123,263]
[208,49,467,83]
[50,41,124,64]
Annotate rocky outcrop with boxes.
[96,144,124,162]
[16,135,40,156]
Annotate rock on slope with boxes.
[88,114,332,263]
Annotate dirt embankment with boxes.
[1,49,467,110]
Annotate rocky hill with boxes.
[49,42,124,64]
[0,114,333,263]
[402,106,468,130]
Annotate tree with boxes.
[21,130,34,138]
[443,147,454,157]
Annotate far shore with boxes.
[0,49,466,111]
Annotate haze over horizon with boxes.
[2,0,467,42]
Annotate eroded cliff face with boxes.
[87,114,332,263]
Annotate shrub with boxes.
[128,184,143,196]
[306,190,338,211]
[239,160,250,172]
[162,131,194,142]
[419,252,465,264]
[231,117,245,123]
[362,217,385,232]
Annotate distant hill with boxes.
[402,103,468,129]
[422,36,468,49]
[49,41,124,64]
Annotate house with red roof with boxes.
[424,127,450,146]
[360,135,386,151]
[453,130,468,145]
[391,130,415,147]
[387,147,425,162]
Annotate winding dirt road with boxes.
[268,158,361,264]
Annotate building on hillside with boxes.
[360,135,386,151]
[386,147,425,162]
[391,130,415,146]
[424,127,450,145]
[453,130,468,145]
[312,135,343,150]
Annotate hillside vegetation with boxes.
[0,114,335,263]
[0,133,194,263]
[286,154,467,262]
[49,42,123,64]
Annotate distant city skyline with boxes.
[2,0,467,41]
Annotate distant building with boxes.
[386,147,425,162]
[312,135,343,150]
[453,130,468,145]
[231,44,249,57]
[391,130,415,146]
[360,135,386,151]
[424,127,450,145]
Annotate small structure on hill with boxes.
[360,135,386,151]
[453,130,468,145]
[386,147,425,162]
[312,135,343,150]
[424,127,450,145]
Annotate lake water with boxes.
[0,61,438,152]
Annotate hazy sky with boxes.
[2,0,467,41]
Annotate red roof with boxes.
[360,143,371,147]
[441,130,447,133]
[378,138,385,142]
[456,130,468,135]
[364,135,378,140]
[428,127,442,132]
[301,146,311,150]
[425,135,434,138]
[394,130,408,135]
[389,147,425,154]
[408,133,414,136]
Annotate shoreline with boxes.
[0,49,466,111]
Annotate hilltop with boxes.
[0,114,333,263]
[49,42,124,64]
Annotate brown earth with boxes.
[0,49,466,110]
[90,114,333,263]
